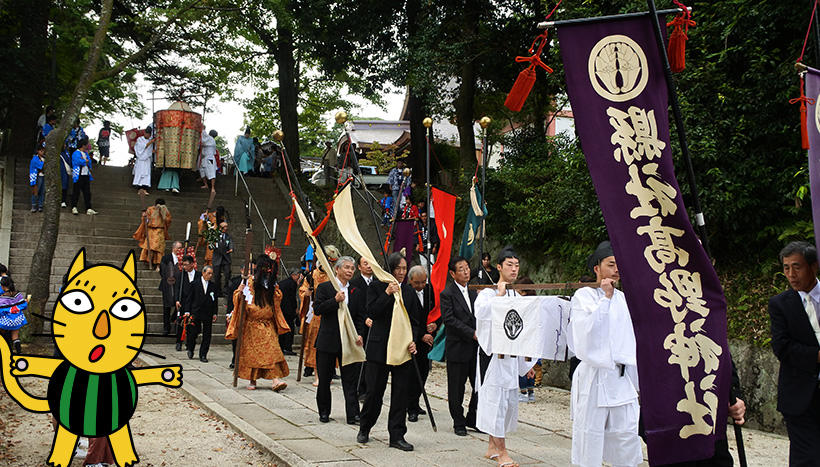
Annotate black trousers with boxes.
[447,357,478,429]
[359,359,412,441]
[213,262,230,297]
[784,387,820,466]
[315,349,360,421]
[278,307,297,352]
[162,306,174,334]
[408,348,431,414]
[186,318,213,358]
[71,174,91,209]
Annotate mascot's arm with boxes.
[132,364,182,387]
[11,355,61,378]
[0,338,50,412]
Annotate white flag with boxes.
[484,296,570,360]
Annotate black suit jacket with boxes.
[158,253,181,307]
[441,281,478,363]
[349,275,373,337]
[410,284,440,351]
[212,232,233,266]
[769,288,820,416]
[185,276,218,321]
[177,270,200,314]
[277,277,299,322]
[366,279,424,364]
[314,280,366,355]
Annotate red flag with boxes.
[427,188,457,323]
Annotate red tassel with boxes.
[505,67,537,112]
[504,28,553,113]
[311,199,335,237]
[800,101,810,150]
[284,201,296,246]
[666,2,695,73]
[790,75,815,150]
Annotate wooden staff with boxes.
[232,203,254,388]
[468,282,599,291]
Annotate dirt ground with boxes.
[0,346,277,467]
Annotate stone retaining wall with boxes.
[539,339,786,435]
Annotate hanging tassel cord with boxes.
[280,146,298,246]
[666,0,695,37]
[797,0,819,64]
[791,1,819,150]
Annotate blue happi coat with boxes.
[71,149,93,183]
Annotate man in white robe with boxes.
[474,247,536,467]
[199,128,218,196]
[568,241,642,467]
[132,126,155,195]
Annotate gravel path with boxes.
[0,359,277,466]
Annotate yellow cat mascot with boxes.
[0,248,183,467]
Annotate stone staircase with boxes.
[8,159,307,343]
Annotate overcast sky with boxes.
[86,77,406,167]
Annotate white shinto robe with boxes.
[132,135,153,187]
[474,287,536,438]
[199,130,217,180]
[568,287,642,467]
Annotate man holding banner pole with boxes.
[357,252,424,451]
[568,241,641,467]
[474,248,537,467]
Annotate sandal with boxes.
[247,384,257,390]
[484,454,499,461]
[272,382,287,392]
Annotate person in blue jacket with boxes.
[70,136,97,215]
[29,144,45,212]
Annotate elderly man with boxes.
[568,241,641,467]
[159,241,184,335]
[769,241,820,465]
[406,265,439,422]
[349,257,375,400]
[441,255,479,436]
[184,265,218,362]
[313,256,366,424]
[474,248,537,467]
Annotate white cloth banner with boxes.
[480,296,570,361]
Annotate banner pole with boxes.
[645,0,712,258]
[478,117,491,267]
[424,118,433,279]
[647,2,742,463]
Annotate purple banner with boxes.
[805,68,820,255]
[559,16,730,464]
[392,219,416,266]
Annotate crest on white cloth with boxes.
[480,296,570,361]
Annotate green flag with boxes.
[458,184,487,260]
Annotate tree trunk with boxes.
[275,24,300,169]
[407,90,427,181]
[454,1,478,172]
[24,0,115,339]
[0,0,50,162]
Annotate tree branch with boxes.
[93,0,203,81]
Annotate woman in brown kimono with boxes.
[133,199,171,271]
[228,255,290,391]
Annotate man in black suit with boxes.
[441,255,479,436]
[769,241,820,465]
[211,222,233,297]
[277,270,302,356]
[158,241,183,335]
[184,265,218,362]
[174,255,198,351]
[349,256,375,400]
[358,253,424,452]
[313,256,366,424]
[406,265,439,422]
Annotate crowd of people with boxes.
[32,107,101,215]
